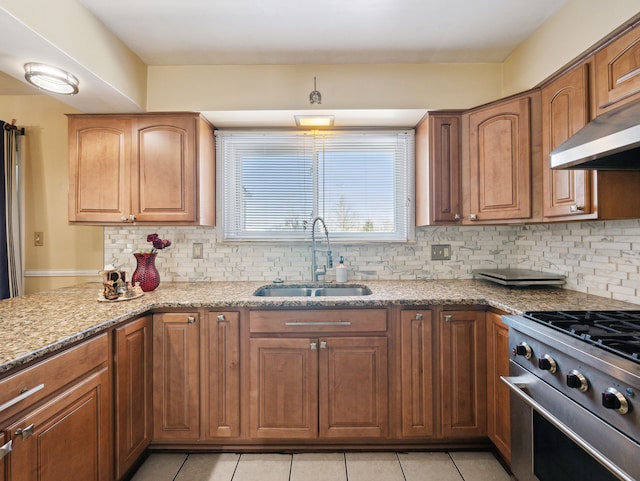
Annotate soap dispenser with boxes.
[336,256,348,283]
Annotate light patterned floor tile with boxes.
[175,453,240,481]
[345,452,405,481]
[398,452,464,481]
[449,452,511,481]
[130,453,187,481]
[290,452,347,481]
[232,453,292,481]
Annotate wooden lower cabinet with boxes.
[6,367,112,481]
[399,309,436,438]
[153,312,200,441]
[114,315,152,479]
[249,336,388,440]
[0,432,6,481]
[204,311,241,439]
[486,311,511,462]
[439,310,487,439]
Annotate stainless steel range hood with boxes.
[550,99,640,170]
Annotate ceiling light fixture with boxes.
[295,115,334,128]
[24,63,79,95]
[309,76,321,104]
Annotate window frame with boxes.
[216,129,415,243]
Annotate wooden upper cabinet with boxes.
[595,23,640,114]
[68,117,131,223]
[68,112,215,225]
[541,62,594,219]
[465,95,534,223]
[416,112,462,225]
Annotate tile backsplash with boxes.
[105,218,640,305]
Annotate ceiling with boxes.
[1,0,569,127]
[79,0,567,65]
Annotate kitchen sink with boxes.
[254,285,372,297]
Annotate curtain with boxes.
[1,121,24,299]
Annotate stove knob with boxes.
[566,370,589,392]
[538,354,557,373]
[602,388,630,414]
[513,342,532,359]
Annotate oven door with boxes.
[502,361,639,481]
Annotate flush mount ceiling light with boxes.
[309,76,321,105]
[295,115,334,128]
[24,63,79,95]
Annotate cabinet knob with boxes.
[187,316,196,324]
[454,213,461,220]
[15,424,35,440]
[444,315,453,322]
[129,214,136,222]
[320,341,327,349]
[469,214,478,221]
[416,313,423,321]
[120,216,128,222]
[310,342,317,350]
[217,314,226,322]
[570,204,585,213]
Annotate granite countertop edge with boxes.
[1,279,637,375]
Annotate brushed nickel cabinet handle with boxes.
[285,321,351,326]
[469,214,478,221]
[15,424,35,440]
[444,315,453,322]
[320,341,327,349]
[570,204,585,213]
[310,342,317,350]
[416,313,423,321]
[217,314,226,322]
[454,213,461,220]
[187,316,196,324]
[0,384,45,413]
[0,440,12,460]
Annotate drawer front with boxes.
[249,309,387,333]
[0,334,108,421]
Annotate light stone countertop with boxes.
[1,280,637,375]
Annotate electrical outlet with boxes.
[431,244,451,260]
[34,232,44,247]
[192,242,204,259]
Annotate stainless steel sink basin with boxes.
[254,285,372,297]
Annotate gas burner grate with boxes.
[523,310,640,363]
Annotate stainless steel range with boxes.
[502,311,640,481]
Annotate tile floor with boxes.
[131,451,512,481]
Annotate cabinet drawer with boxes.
[249,309,387,333]
[0,334,108,421]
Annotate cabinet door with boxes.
[68,116,131,223]
[7,367,112,481]
[319,337,388,438]
[205,311,241,439]
[399,309,436,438]
[132,116,197,223]
[416,113,462,225]
[467,96,532,222]
[250,338,318,439]
[114,315,152,479]
[0,432,7,481]
[440,310,487,439]
[486,311,511,463]
[153,312,200,440]
[542,63,594,219]
[595,25,640,114]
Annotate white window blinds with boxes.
[217,129,414,242]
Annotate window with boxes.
[216,129,414,242]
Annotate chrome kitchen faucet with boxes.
[311,216,333,282]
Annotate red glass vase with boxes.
[131,252,160,292]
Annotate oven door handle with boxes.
[501,375,635,481]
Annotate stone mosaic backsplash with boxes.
[105,218,640,305]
